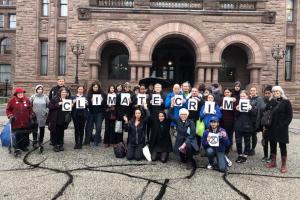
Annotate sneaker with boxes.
[266,157,272,163]
[53,145,60,152]
[235,155,244,163]
[225,156,232,167]
[241,155,247,163]
[261,157,268,162]
[207,164,213,170]
[74,144,79,149]
[59,145,64,151]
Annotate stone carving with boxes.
[78,8,91,20]
[262,11,276,24]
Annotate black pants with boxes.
[127,144,144,161]
[270,140,287,157]
[235,131,251,155]
[73,115,87,146]
[14,130,29,149]
[179,143,195,163]
[222,122,234,154]
[263,130,270,158]
[251,132,258,151]
[151,151,169,163]
[104,119,119,145]
[53,124,65,146]
[32,127,45,144]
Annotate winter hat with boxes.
[14,87,26,96]
[35,84,44,92]
[234,81,241,87]
[210,116,219,123]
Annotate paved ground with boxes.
[0,114,300,200]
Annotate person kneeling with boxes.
[202,117,230,172]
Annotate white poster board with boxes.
[152,94,161,106]
[222,97,234,110]
[204,101,215,114]
[208,132,219,147]
[239,99,250,112]
[137,94,147,106]
[107,93,117,106]
[120,93,130,106]
[62,99,72,111]
[92,94,103,106]
[188,99,198,111]
[76,97,86,109]
[174,95,183,107]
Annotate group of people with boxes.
[5,78,293,173]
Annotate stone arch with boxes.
[86,29,138,62]
[140,21,210,63]
[212,32,266,64]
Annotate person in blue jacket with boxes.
[200,94,222,129]
[202,116,231,172]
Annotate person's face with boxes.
[182,83,190,92]
[92,84,99,92]
[117,85,122,92]
[37,88,43,94]
[134,89,139,95]
[61,90,67,98]
[210,121,218,129]
[135,110,142,120]
[158,113,165,122]
[224,89,231,97]
[250,88,257,97]
[204,89,210,96]
[125,86,131,92]
[17,92,24,98]
[191,88,199,97]
[154,84,162,93]
[173,85,180,94]
[264,90,272,98]
[148,84,154,91]
[77,87,84,94]
[234,85,240,91]
[140,86,146,94]
[207,95,214,102]
[240,93,248,99]
[180,112,188,121]
[109,86,115,93]
[273,90,281,98]
[58,79,64,86]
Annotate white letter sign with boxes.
[223,97,233,110]
[137,94,147,106]
[239,99,250,112]
[152,94,161,106]
[76,97,86,109]
[121,93,130,106]
[62,99,72,111]
[204,101,215,114]
[188,99,198,111]
[174,95,183,107]
[107,93,116,106]
[92,94,103,106]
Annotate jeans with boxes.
[206,147,227,172]
[84,112,104,145]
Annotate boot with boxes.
[280,156,288,173]
[266,154,276,168]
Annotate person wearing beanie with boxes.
[30,85,49,147]
[233,81,242,101]
[6,88,33,151]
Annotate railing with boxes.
[98,0,134,8]
[150,0,203,9]
[220,1,256,11]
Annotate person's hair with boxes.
[179,108,189,116]
[132,108,145,122]
[116,84,123,92]
[158,111,166,118]
[58,87,68,98]
[182,81,191,88]
[107,85,116,93]
[133,85,140,92]
[240,90,248,96]
[77,85,85,92]
[272,86,288,100]
[264,85,272,92]
[198,83,206,93]
[57,77,65,81]
[223,88,232,94]
[88,81,103,94]
[204,87,212,94]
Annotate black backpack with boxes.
[113,142,127,158]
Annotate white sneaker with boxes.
[225,155,233,167]
[207,164,213,170]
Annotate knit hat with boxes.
[234,81,241,87]
[35,84,43,91]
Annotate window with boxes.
[0,14,3,29]
[9,14,16,29]
[0,64,11,82]
[42,0,49,16]
[40,41,48,75]
[60,0,68,17]
[287,0,294,22]
[285,46,293,81]
[58,41,66,75]
[109,54,130,80]
[0,38,11,54]
[3,0,13,5]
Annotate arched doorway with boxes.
[219,44,250,88]
[100,42,130,89]
[151,36,196,85]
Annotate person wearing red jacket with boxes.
[6,88,33,151]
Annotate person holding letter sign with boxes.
[202,117,230,172]
[47,87,70,152]
[84,81,106,147]
[234,91,255,163]
[71,85,88,149]
[200,94,222,129]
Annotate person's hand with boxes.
[207,136,211,142]
[236,105,240,111]
[179,143,187,154]
[182,99,186,104]
[72,99,76,103]
[213,110,216,114]
[171,99,174,108]
[248,105,252,110]
[161,99,164,104]
[59,102,63,105]
[123,115,128,123]
[8,114,14,120]
[143,103,148,110]
[232,97,237,102]
[150,100,153,105]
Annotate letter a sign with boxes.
[222,97,233,110]
[121,93,130,106]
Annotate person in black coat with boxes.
[47,87,70,152]
[124,104,150,161]
[266,86,293,173]
[149,111,172,163]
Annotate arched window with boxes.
[0,38,11,54]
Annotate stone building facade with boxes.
[10,0,300,111]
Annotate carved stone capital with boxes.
[78,8,91,20]
[262,11,276,24]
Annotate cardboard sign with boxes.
[137,94,147,106]
[62,99,72,111]
[107,93,116,106]
[222,97,234,110]
[188,99,198,111]
[76,97,86,109]
[152,94,161,106]
[204,101,215,114]
[239,99,250,112]
[121,93,130,106]
[174,95,183,107]
[92,94,103,106]
[208,132,219,147]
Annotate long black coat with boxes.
[269,98,293,144]
[47,97,68,132]
[149,118,173,153]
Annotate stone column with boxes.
[137,66,143,80]
[205,68,212,83]
[197,68,205,83]
[144,66,150,78]
[90,64,99,80]
[212,68,219,83]
[247,63,264,84]
[130,66,137,82]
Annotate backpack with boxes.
[113,142,127,158]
